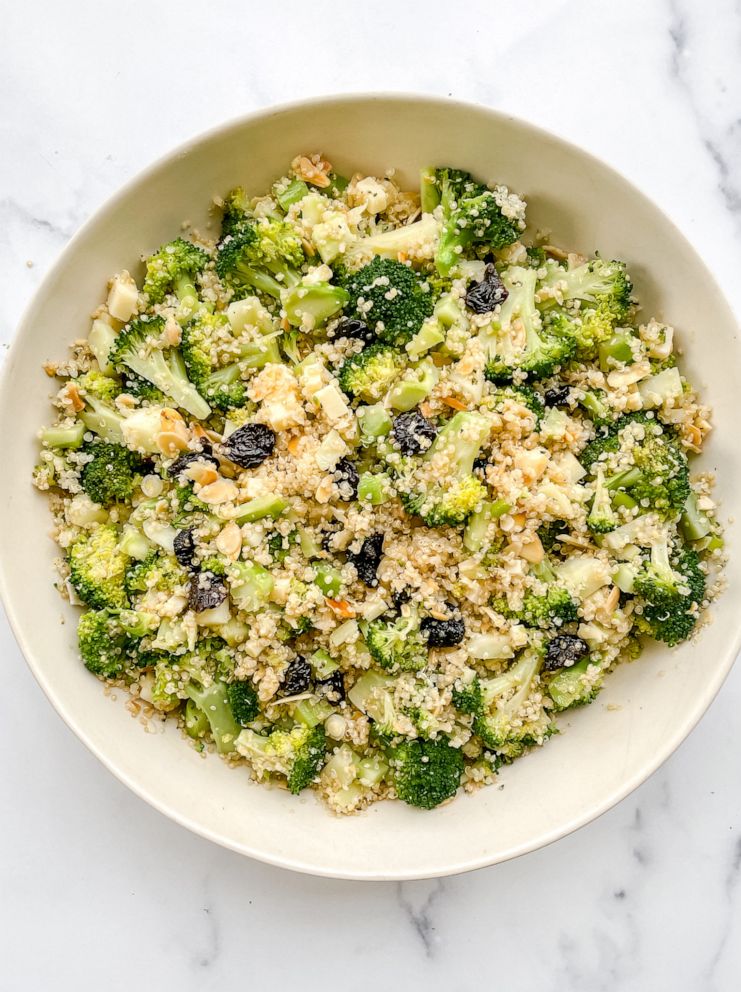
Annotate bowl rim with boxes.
[3,91,739,881]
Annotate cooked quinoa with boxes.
[34,155,724,813]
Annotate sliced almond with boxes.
[216,521,242,559]
[62,382,85,412]
[509,535,544,564]
[291,154,331,188]
[198,479,239,505]
[156,431,190,457]
[184,463,219,487]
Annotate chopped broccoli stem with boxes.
[185,680,241,754]
[274,177,310,211]
[357,472,392,505]
[548,657,603,711]
[313,561,343,598]
[39,422,86,449]
[680,492,712,542]
[233,494,288,524]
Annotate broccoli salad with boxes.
[35,154,724,813]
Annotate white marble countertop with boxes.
[2,1,741,988]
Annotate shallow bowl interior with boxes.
[2,95,739,880]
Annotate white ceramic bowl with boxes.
[2,95,739,880]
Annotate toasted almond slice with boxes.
[291,154,331,188]
[287,436,302,456]
[184,463,219,486]
[156,431,191,457]
[198,479,239,504]
[216,521,242,559]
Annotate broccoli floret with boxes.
[365,612,427,672]
[215,216,305,299]
[236,724,327,794]
[180,311,246,410]
[80,441,145,507]
[428,167,522,275]
[586,466,618,534]
[538,257,632,322]
[579,389,613,427]
[110,315,211,419]
[487,384,544,424]
[495,561,577,629]
[401,411,490,527]
[537,519,569,552]
[388,737,464,809]
[483,267,576,382]
[451,678,483,715]
[633,537,706,646]
[77,608,149,678]
[69,524,129,610]
[580,414,690,519]
[337,343,406,402]
[124,550,187,602]
[226,681,259,725]
[143,237,209,306]
[76,370,121,403]
[220,186,252,237]
[547,656,604,711]
[473,648,552,759]
[341,257,434,346]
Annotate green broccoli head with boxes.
[109,315,211,419]
[180,311,247,411]
[220,186,252,237]
[451,677,484,715]
[547,656,604,711]
[80,441,146,507]
[487,384,545,424]
[337,343,406,402]
[365,613,428,672]
[519,586,578,629]
[400,411,490,527]
[429,167,523,275]
[78,607,157,678]
[580,414,690,519]
[226,680,259,725]
[633,538,706,646]
[341,257,434,346]
[539,257,632,321]
[76,370,121,403]
[236,724,327,794]
[483,267,576,383]
[124,550,188,602]
[143,238,209,305]
[473,648,552,758]
[586,466,618,535]
[69,524,129,610]
[215,217,305,298]
[388,736,464,809]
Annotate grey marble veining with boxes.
[2,1,741,989]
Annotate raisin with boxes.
[332,457,359,501]
[334,317,375,344]
[473,455,489,479]
[317,671,345,703]
[420,616,466,647]
[168,444,219,479]
[544,634,589,671]
[173,526,197,570]
[222,423,276,469]
[282,656,312,695]
[188,571,227,612]
[464,263,508,314]
[391,589,412,609]
[391,410,437,455]
[544,384,571,407]
[347,532,384,587]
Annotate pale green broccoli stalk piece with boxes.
[227,561,274,612]
[357,472,393,505]
[341,257,434,346]
[236,725,327,794]
[462,498,510,552]
[388,737,464,809]
[185,680,242,754]
[312,561,343,598]
[143,237,210,310]
[387,360,439,412]
[39,422,86,449]
[346,214,440,264]
[633,537,706,646]
[273,177,310,211]
[109,315,210,419]
[357,403,393,444]
[337,343,407,402]
[282,279,349,329]
[679,491,713,542]
[401,411,490,527]
[472,648,552,759]
[233,494,289,525]
[429,167,523,275]
[347,671,398,736]
[483,266,576,383]
[79,395,127,444]
[365,612,427,672]
[547,657,604,711]
[69,524,129,610]
[80,441,146,507]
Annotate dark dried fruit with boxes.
[168,444,219,479]
[473,455,489,479]
[317,670,345,703]
[347,532,384,587]
[282,656,312,695]
[391,589,412,609]
[544,384,571,407]
[173,526,197,570]
[334,317,375,344]
[464,263,508,314]
[544,634,589,671]
[188,570,227,612]
[222,423,276,469]
[420,615,466,647]
[332,457,359,500]
[321,522,343,553]
[391,410,437,455]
